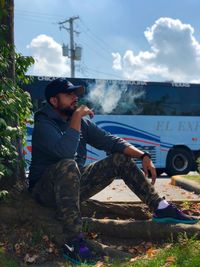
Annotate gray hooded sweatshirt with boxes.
[28,104,130,189]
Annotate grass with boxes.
[124,241,200,267]
[1,235,200,267]
[57,235,200,267]
[182,174,200,183]
[107,237,200,267]
[0,248,20,267]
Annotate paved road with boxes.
[91,175,200,203]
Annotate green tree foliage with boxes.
[0,3,34,183]
[197,157,200,173]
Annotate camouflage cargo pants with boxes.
[32,153,162,241]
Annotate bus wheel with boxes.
[156,168,164,177]
[166,148,193,177]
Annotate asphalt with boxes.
[91,175,200,203]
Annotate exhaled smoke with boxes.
[87,80,122,113]
[118,88,145,115]
[86,80,145,114]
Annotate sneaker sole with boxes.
[63,253,97,266]
[152,217,199,224]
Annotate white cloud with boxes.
[112,17,200,82]
[112,52,122,70]
[27,34,70,77]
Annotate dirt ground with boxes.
[0,198,200,266]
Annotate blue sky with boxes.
[14,0,200,82]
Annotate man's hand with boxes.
[74,105,94,119]
[70,105,94,132]
[142,156,157,185]
[123,145,157,185]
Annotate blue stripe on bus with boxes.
[160,143,172,148]
[86,149,99,156]
[27,127,33,135]
[96,121,160,139]
[102,125,159,143]
[96,120,173,148]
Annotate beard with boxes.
[60,106,76,117]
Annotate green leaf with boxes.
[0,118,7,131]
[0,27,34,187]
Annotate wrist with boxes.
[140,151,151,160]
[72,110,82,119]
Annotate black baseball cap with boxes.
[45,78,84,102]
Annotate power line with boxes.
[15,16,55,24]
[75,18,116,70]
[15,12,59,24]
[77,21,111,57]
[80,63,123,80]
[59,16,80,78]
[87,67,123,79]
[15,9,113,60]
[15,9,64,19]
[79,17,114,54]
[78,38,112,65]
[15,9,66,25]
[15,9,120,80]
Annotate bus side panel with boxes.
[86,115,200,168]
[86,115,165,168]
[24,115,200,171]
[24,123,33,172]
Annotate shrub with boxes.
[196,157,200,173]
[0,25,34,184]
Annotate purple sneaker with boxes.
[152,204,199,224]
[63,234,98,265]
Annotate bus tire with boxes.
[166,148,193,177]
[156,168,164,177]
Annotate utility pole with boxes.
[59,16,79,78]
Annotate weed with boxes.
[0,190,9,201]
[32,228,45,245]
[82,220,89,233]
[181,201,191,210]
[0,249,20,267]
[196,157,200,173]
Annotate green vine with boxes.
[0,26,34,181]
[196,157,200,173]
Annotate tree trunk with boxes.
[0,0,26,182]
[0,0,15,80]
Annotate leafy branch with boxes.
[0,34,34,182]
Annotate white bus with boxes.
[23,76,200,176]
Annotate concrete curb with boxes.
[171,175,200,195]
